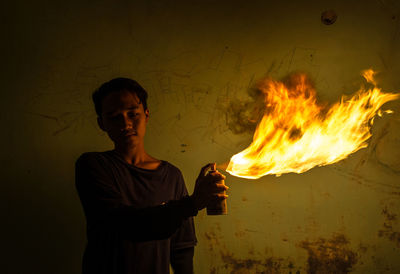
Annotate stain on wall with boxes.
[299,234,358,274]
[204,223,298,273]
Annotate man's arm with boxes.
[75,153,227,242]
[170,247,194,274]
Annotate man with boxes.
[75,78,228,274]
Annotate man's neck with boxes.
[113,142,161,170]
[113,143,147,166]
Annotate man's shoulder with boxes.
[163,161,183,175]
[75,151,112,166]
[76,151,102,161]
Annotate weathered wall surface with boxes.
[2,0,400,273]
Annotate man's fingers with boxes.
[213,193,228,200]
[209,172,226,181]
[198,163,214,178]
[206,183,229,196]
[211,183,228,192]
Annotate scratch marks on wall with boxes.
[24,43,329,155]
[378,205,400,247]
[74,64,119,88]
[332,166,400,196]
[327,116,400,195]
[23,62,121,137]
[374,120,400,173]
[287,47,319,77]
[138,49,254,155]
[208,47,245,73]
[376,0,400,70]
[26,110,94,136]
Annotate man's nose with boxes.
[121,115,133,129]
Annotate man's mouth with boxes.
[121,130,137,137]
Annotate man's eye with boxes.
[129,112,139,117]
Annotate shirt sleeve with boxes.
[75,153,198,242]
[169,168,197,273]
[170,168,198,250]
[170,246,194,274]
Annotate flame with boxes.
[226,69,400,179]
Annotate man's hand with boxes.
[190,163,228,211]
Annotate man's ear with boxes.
[145,109,149,122]
[97,116,106,131]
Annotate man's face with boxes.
[97,90,149,147]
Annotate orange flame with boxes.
[226,70,400,179]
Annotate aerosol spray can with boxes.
[207,165,228,215]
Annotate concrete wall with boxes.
[2,0,400,273]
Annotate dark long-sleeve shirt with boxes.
[75,150,197,274]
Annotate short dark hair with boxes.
[92,78,148,117]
